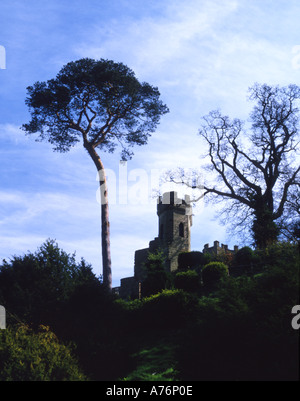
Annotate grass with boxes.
[121,339,179,381]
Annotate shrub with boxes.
[174,270,200,293]
[179,244,299,381]
[137,290,199,330]
[257,241,299,270]
[202,262,229,287]
[177,251,207,271]
[0,239,99,328]
[230,246,260,276]
[142,250,172,297]
[0,325,86,381]
[234,246,254,263]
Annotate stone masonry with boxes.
[118,191,192,298]
[203,241,238,256]
[115,191,238,299]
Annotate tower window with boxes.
[179,222,184,238]
[160,224,164,240]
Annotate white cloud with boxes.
[75,0,238,78]
[0,123,27,145]
[0,234,48,259]
[73,0,298,122]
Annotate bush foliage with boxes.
[177,251,208,271]
[142,250,172,297]
[0,325,85,381]
[0,240,298,381]
[202,261,229,287]
[174,270,200,293]
[0,239,98,328]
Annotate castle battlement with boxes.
[203,240,238,256]
[115,192,238,299]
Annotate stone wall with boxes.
[117,191,193,299]
[203,240,238,256]
[115,192,239,299]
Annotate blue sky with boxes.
[0,0,300,287]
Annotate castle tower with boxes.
[119,191,193,298]
[157,191,192,272]
[133,191,192,283]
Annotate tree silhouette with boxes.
[202,84,300,247]
[170,84,300,248]
[23,58,169,289]
[0,239,98,326]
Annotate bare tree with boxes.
[170,84,300,248]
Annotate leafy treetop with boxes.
[23,58,169,160]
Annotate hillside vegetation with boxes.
[0,240,299,381]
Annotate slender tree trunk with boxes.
[99,170,112,290]
[84,141,112,290]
